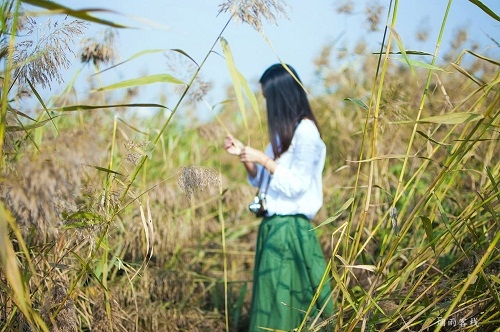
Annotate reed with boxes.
[0,1,498,331]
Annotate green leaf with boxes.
[485,167,500,205]
[6,103,36,121]
[220,37,249,135]
[344,98,369,110]
[52,103,169,112]
[97,74,184,91]
[394,58,448,72]
[312,198,354,229]
[387,26,415,77]
[464,49,500,66]
[117,117,149,135]
[22,0,128,28]
[450,63,485,86]
[491,275,500,284]
[6,117,60,132]
[63,211,102,222]
[419,113,483,124]
[26,78,58,132]
[171,48,199,67]
[420,216,435,252]
[468,0,500,22]
[97,49,168,75]
[86,165,123,176]
[238,70,262,125]
[373,50,434,56]
[416,130,450,146]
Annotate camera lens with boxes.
[249,201,261,213]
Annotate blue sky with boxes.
[26,0,500,119]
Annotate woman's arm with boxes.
[239,145,276,176]
[224,135,274,178]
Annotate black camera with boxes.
[248,193,267,217]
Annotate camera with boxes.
[248,193,268,217]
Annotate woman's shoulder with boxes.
[295,118,320,138]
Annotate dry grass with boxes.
[1,1,499,331]
[13,16,88,89]
[80,28,117,66]
[218,0,289,31]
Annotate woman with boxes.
[224,63,334,331]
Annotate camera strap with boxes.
[255,164,271,197]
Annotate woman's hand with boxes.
[224,135,245,156]
[239,145,267,164]
[241,146,276,174]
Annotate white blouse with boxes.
[248,119,326,220]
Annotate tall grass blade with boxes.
[439,231,500,330]
[54,103,170,112]
[22,0,128,28]
[387,26,415,77]
[485,167,500,205]
[97,74,184,91]
[468,0,500,21]
[394,58,448,71]
[88,165,123,176]
[419,216,436,252]
[220,37,249,140]
[237,70,262,131]
[170,48,199,66]
[6,104,36,121]
[96,49,168,74]
[26,79,58,132]
[462,49,500,66]
[344,98,369,110]
[139,203,151,258]
[0,203,48,331]
[311,198,354,229]
[418,112,483,124]
[450,62,485,86]
[416,130,450,146]
[6,117,59,131]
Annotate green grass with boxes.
[0,1,499,331]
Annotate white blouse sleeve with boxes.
[269,121,322,197]
[248,144,274,188]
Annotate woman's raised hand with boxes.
[240,145,267,165]
[224,135,244,156]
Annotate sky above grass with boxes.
[26,0,500,120]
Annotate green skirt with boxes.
[249,214,334,331]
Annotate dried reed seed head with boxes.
[189,78,213,103]
[165,50,213,103]
[177,166,221,197]
[91,290,130,331]
[41,281,78,332]
[218,0,289,31]
[80,29,117,66]
[416,29,429,42]
[80,40,116,65]
[13,18,88,89]
[124,139,152,165]
[450,28,468,51]
[125,151,141,165]
[0,127,104,245]
[313,45,333,68]
[354,40,367,55]
[336,0,354,14]
[197,122,225,142]
[364,2,384,32]
[3,12,34,35]
[0,43,8,60]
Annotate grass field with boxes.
[1,1,499,331]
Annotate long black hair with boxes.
[259,63,320,158]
